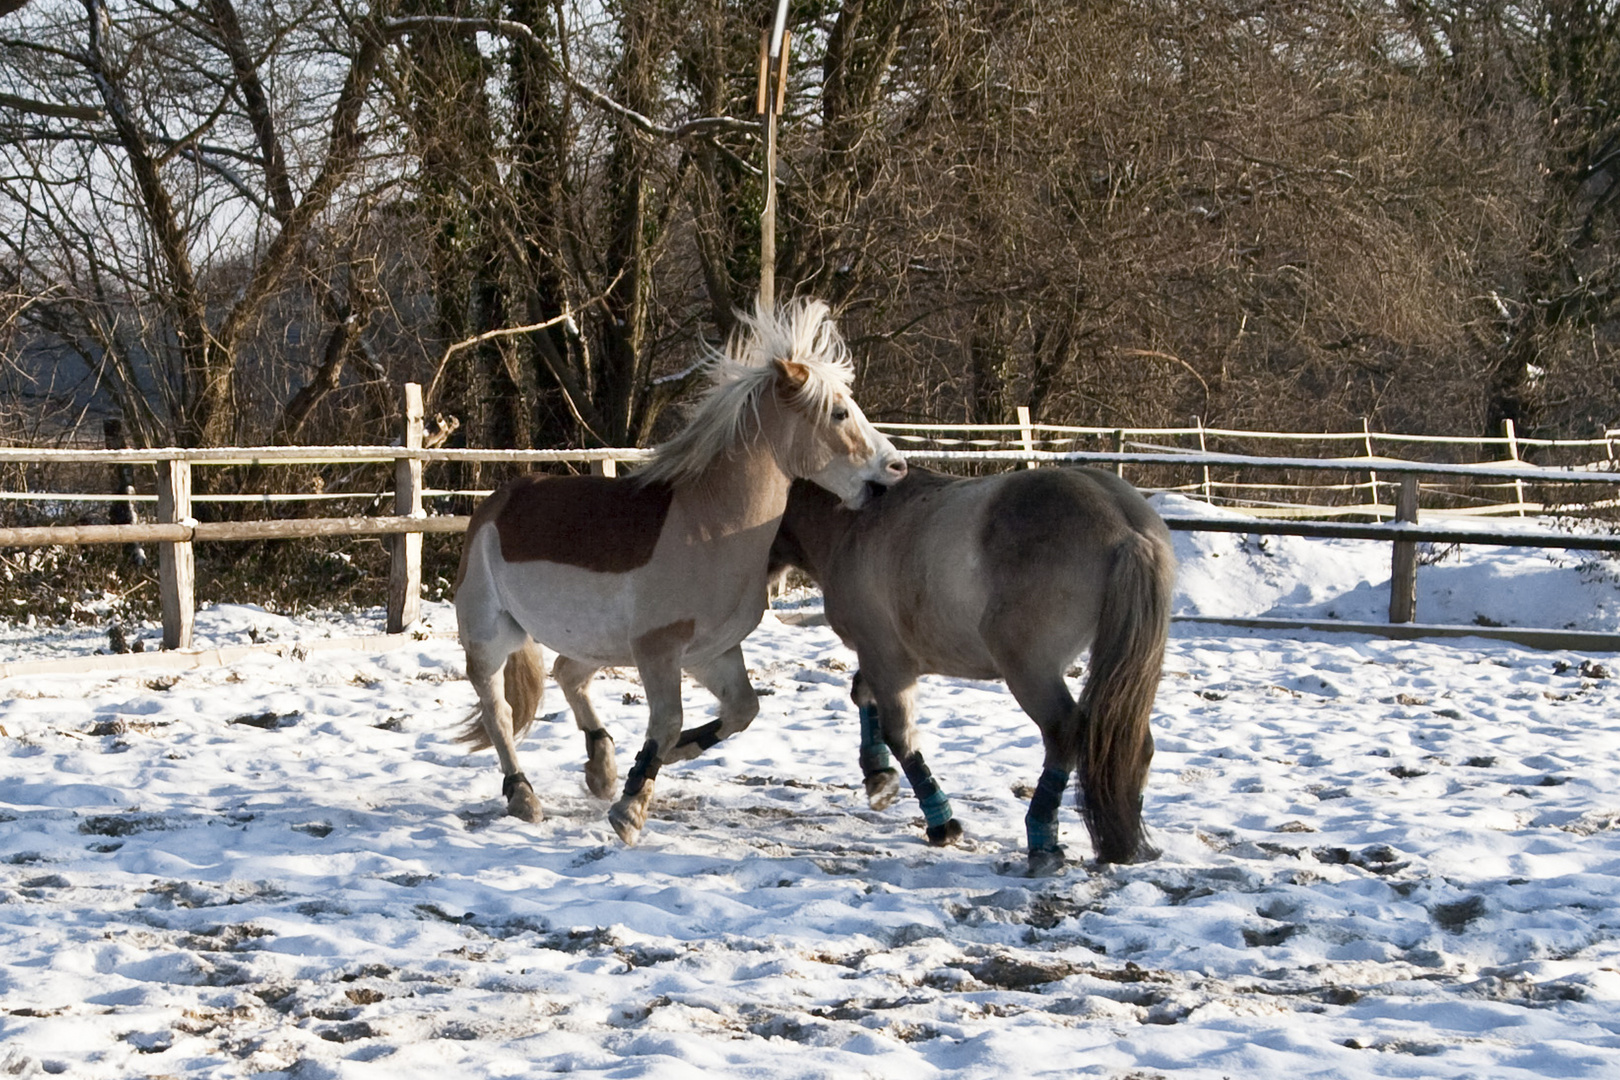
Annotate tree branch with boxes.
[82,0,217,442]
[205,0,295,219]
[0,90,103,121]
[213,18,384,353]
[423,270,626,445]
[382,15,756,141]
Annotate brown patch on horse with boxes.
[632,618,696,657]
[468,474,675,577]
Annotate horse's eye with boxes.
[831,408,850,422]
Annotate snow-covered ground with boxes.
[3,502,1620,1078]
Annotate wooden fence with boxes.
[888,407,1620,518]
[5,385,1620,652]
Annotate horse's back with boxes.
[801,465,1173,677]
[829,468,1133,672]
[986,463,1168,577]
[979,466,1168,564]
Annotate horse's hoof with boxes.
[607,799,645,846]
[586,763,618,800]
[925,818,964,847]
[585,740,618,800]
[509,800,543,823]
[865,768,900,810]
[503,774,543,823]
[1026,847,1067,877]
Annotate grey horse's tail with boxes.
[1076,527,1174,863]
[456,639,546,750]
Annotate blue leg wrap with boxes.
[919,787,954,830]
[859,703,893,776]
[902,752,954,829]
[1025,767,1070,853]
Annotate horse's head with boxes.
[635,297,906,506]
[768,355,906,509]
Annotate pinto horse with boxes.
[769,465,1174,873]
[454,300,906,844]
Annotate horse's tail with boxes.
[456,639,546,750]
[1075,526,1174,864]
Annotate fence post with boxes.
[1113,428,1126,478]
[1502,418,1527,516]
[592,457,618,478]
[388,383,424,633]
[1362,417,1382,517]
[1388,473,1419,624]
[104,418,147,567]
[157,457,194,649]
[1195,416,1213,502]
[1016,405,1037,468]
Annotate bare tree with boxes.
[380,2,762,454]
[2,0,1615,461]
[759,0,1601,440]
[0,0,394,447]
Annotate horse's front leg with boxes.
[608,623,691,845]
[853,669,963,847]
[662,644,760,764]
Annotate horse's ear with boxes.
[773,357,810,393]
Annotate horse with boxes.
[768,465,1174,874]
[453,299,907,845]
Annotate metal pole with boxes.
[768,0,789,59]
[759,14,791,312]
[760,101,776,310]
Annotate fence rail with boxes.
[4,384,1620,651]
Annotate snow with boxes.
[3,510,1620,1078]
[1160,493,1620,631]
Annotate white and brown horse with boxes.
[453,299,906,844]
[769,466,1174,873]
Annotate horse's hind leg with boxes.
[462,622,545,823]
[553,655,616,799]
[999,663,1081,876]
[850,670,900,809]
[853,670,962,846]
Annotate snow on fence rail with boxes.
[4,385,1620,651]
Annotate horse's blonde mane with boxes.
[634,298,855,488]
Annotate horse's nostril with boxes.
[888,458,908,476]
